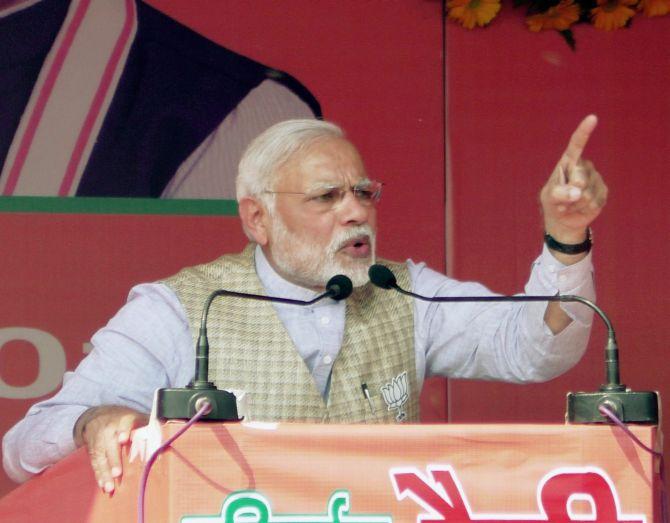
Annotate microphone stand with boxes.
[156,275,352,421]
[369,265,658,424]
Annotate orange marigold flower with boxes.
[447,0,502,29]
[526,0,581,31]
[638,0,670,16]
[591,0,637,30]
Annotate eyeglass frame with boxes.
[263,179,384,210]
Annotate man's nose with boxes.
[336,190,370,224]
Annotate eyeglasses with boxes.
[264,180,384,211]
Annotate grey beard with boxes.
[268,220,375,290]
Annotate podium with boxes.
[0,422,659,522]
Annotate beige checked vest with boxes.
[164,245,419,423]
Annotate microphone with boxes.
[157,274,353,420]
[368,264,658,424]
[325,274,354,301]
[368,264,396,289]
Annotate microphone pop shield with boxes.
[368,264,397,289]
[326,274,353,300]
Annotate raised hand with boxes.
[540,114,608,249]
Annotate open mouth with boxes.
[339,235,371,258]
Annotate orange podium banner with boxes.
[0,422,659,522]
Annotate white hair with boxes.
[236,119,344,202]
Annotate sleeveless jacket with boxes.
[164,245,420,423]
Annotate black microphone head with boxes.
[368,264,396,289]
[326,274,353,301]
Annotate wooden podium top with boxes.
[0,422,660,522]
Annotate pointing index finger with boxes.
[563,114,598,170]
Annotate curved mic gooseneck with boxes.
[368,264,658,424]
[194,274,353,387]
[156,274,353,421]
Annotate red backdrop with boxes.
[0,1,445,497]
[1,0,667,503]
[446,5,670,475]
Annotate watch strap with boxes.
[544,228,592,255]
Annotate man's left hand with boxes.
[540,114,608,254]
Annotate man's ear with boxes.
[238,197,270,246]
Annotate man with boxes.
[0,0,318,197]
[2,117,607,495]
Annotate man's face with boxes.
[264,137,378,290]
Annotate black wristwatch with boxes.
[544,228,592,255]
